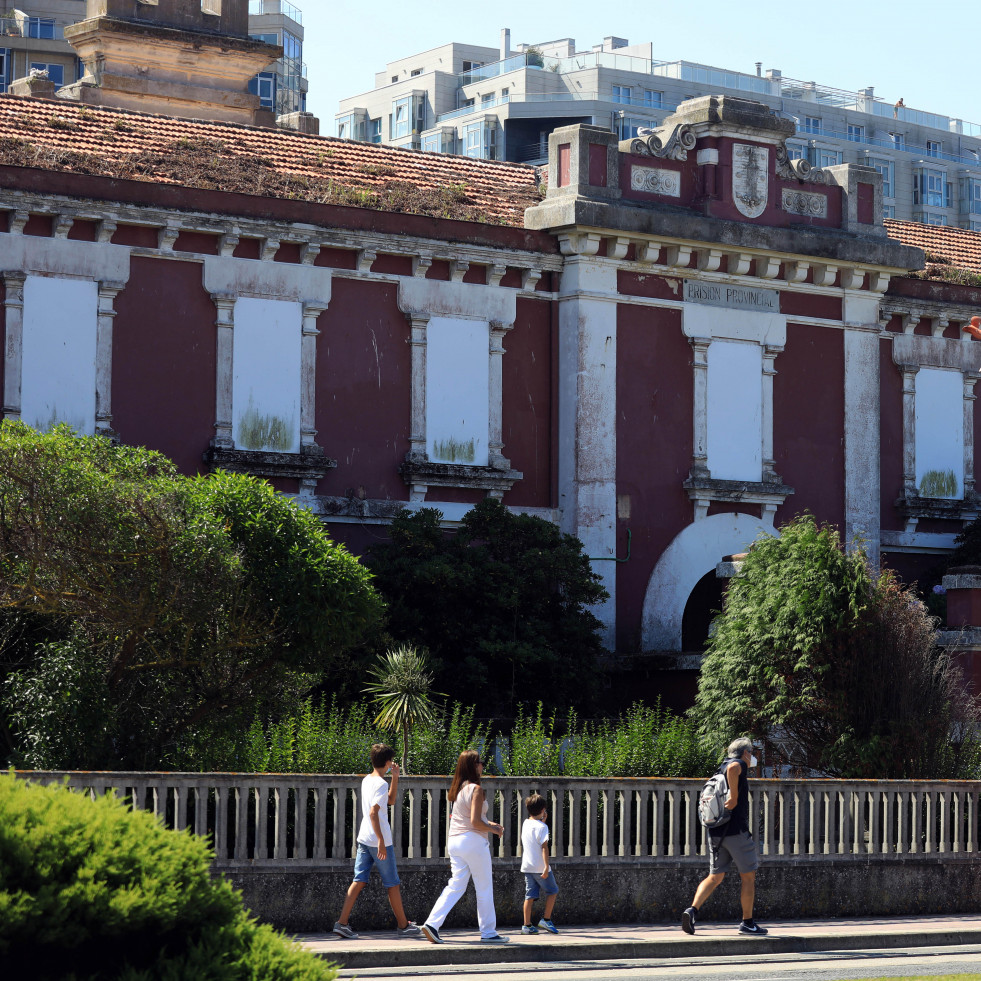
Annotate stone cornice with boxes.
[0,188,562,281]
[525,196,922,273]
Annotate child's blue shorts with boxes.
[523,869,559,900]
[353,842,400,887]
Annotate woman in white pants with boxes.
[420,750,509,944]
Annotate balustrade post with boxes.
[569,789,581,859]
[667,789,680,858]
[939,791,949,853]
[214,787,228,862]
[925,791,935,853]
[552,787,565,859]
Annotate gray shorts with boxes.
[708,830,759,874]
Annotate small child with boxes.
[333,743,422,939]
[519,793,559,935]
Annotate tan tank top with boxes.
[448,782,488,837]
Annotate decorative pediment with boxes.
[625,122,697,161]
[774,144,831,185]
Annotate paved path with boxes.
[327,943,981,980]
[298,914,981,970]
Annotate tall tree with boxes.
[367,499,608,716]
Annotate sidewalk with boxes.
[297,914,981,969]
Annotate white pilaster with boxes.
[301,302,327,451]
[965,371,977,500]
[558,254,618,649]
[689,336,711,478]
[843,324,882,564]
[488,320,514,472]
[95,282,124,437]
[211,293,236,449]
[762,343,782,480]
[2,272,25,419]
[407,312,430,477]
[901,364,919,497]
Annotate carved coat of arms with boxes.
[732,143,768,218]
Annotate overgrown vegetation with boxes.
[693,515,981,778]
[913,253,981,287]
[0,776,335,980]
[0,423,383,770]
[208,697,712,778]
[366,500,609,716]
[0,133,542,224]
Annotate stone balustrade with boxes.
[16,772,981,868]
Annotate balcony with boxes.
[249,0,303,24]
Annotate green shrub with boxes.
[0,775,335,980]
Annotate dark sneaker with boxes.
[681,907,696,935]
[521,924,539,934]
[738,921,768,936]
[397,921,423,938]
[481,934,510,944]
[538,919,559,934]
[332,921,358,939]
[420,923,443,944]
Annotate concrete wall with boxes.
[224,858,981,932]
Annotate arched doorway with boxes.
[681,569,726,652]
[641,512,775,651]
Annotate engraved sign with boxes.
[630,165,681,197]
[684,280,779,312]
[732,143,769,218]
[781,188,828,218]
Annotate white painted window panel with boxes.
[915,367,963,499]
[707,339,762,482]
[426,317,489,466]
[232,298,302,453]
[21,275,98,434]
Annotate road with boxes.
[339,943,981,980]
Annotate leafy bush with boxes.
[0,775,335,980]
[0,423,383,769]
[693,514,980,778]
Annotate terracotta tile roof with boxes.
[0,96,543,226]
[885,218,981,273]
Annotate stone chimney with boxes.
[61,0,282,126]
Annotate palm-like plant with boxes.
[363,645,443,773]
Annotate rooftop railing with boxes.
[249,0,303,24]
[436,90,676,125]
[14,772,981,869]
[450,49,981,145]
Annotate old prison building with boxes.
[4,81,981,703]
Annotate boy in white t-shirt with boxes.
[333,743,422,939]
[519,793,559,934]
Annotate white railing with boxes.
[13,773,981,868]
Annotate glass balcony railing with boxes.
[249,0,303,24]
[436,90,677,124]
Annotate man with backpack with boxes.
[682,737,768,936]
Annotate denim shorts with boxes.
[708,830,760,875]
[523,869,559,900]
[352,842,400,887]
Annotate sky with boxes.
[299,0,976,133]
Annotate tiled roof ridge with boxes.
[884,217,981,277]
[0,94,543,226]
[0,94,541,177]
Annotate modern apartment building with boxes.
[336,29,981,228]
[0,0,307,116]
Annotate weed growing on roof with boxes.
[362,163,398,178]
[112,118,134,132]
[47,116,78,132]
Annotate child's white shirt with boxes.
[356,773,393,847]
[520,817,550,873]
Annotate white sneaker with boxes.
[332,921,359,939]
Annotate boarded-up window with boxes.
[232,298,302,453]
[707,339,762,482]
[426,317,489,466]
[21,275,98,434]
[915,366,963,499]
